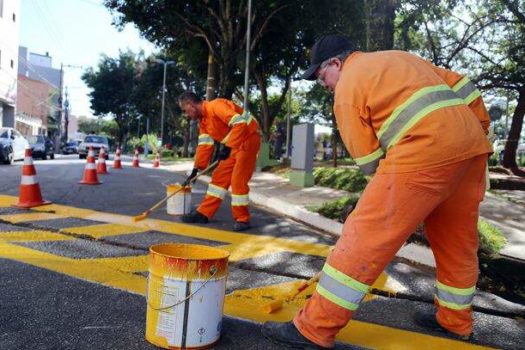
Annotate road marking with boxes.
[62,223,148,239]
[0,230,73,242]
[0,212,65,223]
[0,194,495,349]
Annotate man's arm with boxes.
[427,63,490,133]
[194,124,215,170]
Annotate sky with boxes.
[19,0,157,118]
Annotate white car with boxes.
[78,135,110,159]
[0,127,29,165]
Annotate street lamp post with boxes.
[155,59,175,145]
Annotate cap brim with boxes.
[301,63,320,80]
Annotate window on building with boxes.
[0,50,2,68]
[10,59,14,69]
[0,0,3,18]
[13,12,16,22]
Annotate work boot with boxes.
[232,221,251,232]
[181,210,209,224]
[262,321,331,349]
[414,312,472,340]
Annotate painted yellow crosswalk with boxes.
[0,194,493,350]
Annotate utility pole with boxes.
[63,87,70,142]
[155,59,175,144]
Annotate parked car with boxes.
[27,135,55,160]
[78,135,110,159]
[61,140,80,154]
[0,127,29,165]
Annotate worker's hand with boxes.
[218,145,231,160]
[183,168,199,186]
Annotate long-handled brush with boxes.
[261,271,321,314]
[132,160,218,222]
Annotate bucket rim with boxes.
[149,243,230,260]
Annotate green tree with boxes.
[82,50,139,148]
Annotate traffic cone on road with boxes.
[79,147,102,185]
[13,148,52,208]
[113,147,122,169]
[132,149,140,168]
[96,147,109,174]
[152,152,160,168]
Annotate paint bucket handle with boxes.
[147,266,218,311]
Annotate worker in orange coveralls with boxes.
[178,92,261,232]
[262,35,493,349]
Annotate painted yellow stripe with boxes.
[0,212,65,223]
[62,223,148,239]
[0,241,146,295]
[94,255,149,274]
[0,230,73,242]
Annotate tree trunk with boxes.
[365,0,399,51]
[255,72,270,141]
[503,87,525,176]
[206,53,217,101]
[182,122,190,158]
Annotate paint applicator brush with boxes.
[261,272,321,314]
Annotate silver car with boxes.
[78,135,110,159]
[0,128,29,165]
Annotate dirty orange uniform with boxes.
[294,51,493,347]
[194,99,261,223]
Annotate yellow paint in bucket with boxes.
[166,183,192,216]
[146,243,230,349]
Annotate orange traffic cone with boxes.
[79,147,102,185]
[13,148,52,208]
[113,147,122,169]
[132,149,140,168]
[96,147,109,174]
[152,152,160,168]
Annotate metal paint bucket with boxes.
[146,244,230,349]
[166,183,191,216]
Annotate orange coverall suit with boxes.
[194,99,261,223]
[294,51,493,347]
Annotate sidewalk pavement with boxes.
[160,160,525,268]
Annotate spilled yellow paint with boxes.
[0,230,73,242]
[62,223,147,239]
[0,212,65,223]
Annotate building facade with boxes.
[17,46,62,136]
[0,0,20,128]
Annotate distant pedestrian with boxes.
[178,92,261,232]
[263,34,493,349]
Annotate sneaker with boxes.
[414,312,472,340]
[181,210,209,224]
[262,321,331,349]
[232,221,251,231]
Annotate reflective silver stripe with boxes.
[198,134,214,146]
[206,184,227,200]
[231,194,249,206]
[85,163,96,170]
[317,271,366,308]
[379,87,464,150]
[228,114,246,126]
[21,175,37,185]
[354,148,384,175]
[453,77,481,105]
[435,288,474,306]
[24,157,33,165]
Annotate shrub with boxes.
[313,167,367,192]
[313,195,360,221]
[478,218,506,254]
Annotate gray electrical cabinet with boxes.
[290,123,315,187]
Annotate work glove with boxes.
[183,168,199,186]
[218,145,231,160]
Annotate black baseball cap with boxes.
[302,35,354,80]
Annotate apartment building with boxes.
[0,0,20,128]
